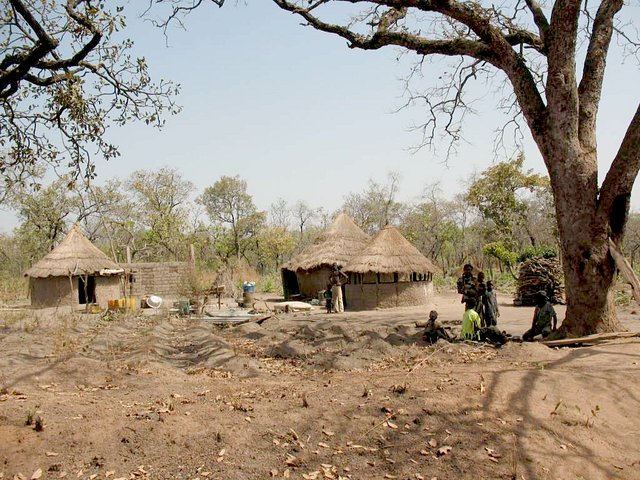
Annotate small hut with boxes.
[344,225,437,310]
[281,213,370,299]
[24,225,124,308]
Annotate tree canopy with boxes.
[0,0,179,189]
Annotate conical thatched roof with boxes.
[344,225,437,274]
[24,224,123,278]
[284,213,371,272]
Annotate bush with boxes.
[258,271,283,295]
[0,274,28,304]
[517,245,558,263]
[432,273,456,292]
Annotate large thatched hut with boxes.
[24,225,124,308]
[344,225,437,310]
[281,213,370,299]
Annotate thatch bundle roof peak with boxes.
[283,213,370,272]
[24,224,122,278]
[344,224,436,274]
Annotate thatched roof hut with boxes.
[281,213,370,299]
[345,225,437,275]
[344,225,436,310]
[24,225,123,308]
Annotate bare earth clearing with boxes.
[1,291,639,480]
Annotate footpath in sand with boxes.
[0,291,639,480]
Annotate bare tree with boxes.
[269,198,291,229]
[292,200,316,239]
[342,172,403,235]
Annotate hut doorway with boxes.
[78,276,96,304]
[281,269,300,300]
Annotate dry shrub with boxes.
[0,274,28,304]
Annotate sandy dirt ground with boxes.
[1,290,639,480]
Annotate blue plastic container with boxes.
[242,281,256,293]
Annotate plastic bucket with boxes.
[146,295,163,309]
[126,297,137,311]
[242,281,256,293]
[242,292,255,307]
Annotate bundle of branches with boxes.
[515,257,565,306]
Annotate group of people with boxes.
[321,262,558,344]
[423,263,558,345]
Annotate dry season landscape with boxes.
[1,290,639,480]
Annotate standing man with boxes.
[329,264,349,313]
[475,271,487,323]
[457,264,478,306]
[483,280,500,327]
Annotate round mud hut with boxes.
[281,213,370,299]
[24,225,124,308]
[343,225,437,310]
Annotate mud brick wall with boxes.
[123,262,193,299]
[29,275,123,309]
[345,281,433,311]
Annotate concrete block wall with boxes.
[122,262,193,299]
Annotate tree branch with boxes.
[272,0,548,137]
[597,103,640,236]
[524,0,549,47]
[545,0,581,136]
[577,0,624,151]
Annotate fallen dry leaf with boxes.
[428,438,438,448]
[30,470,42,480]
[322,429,335,436]
[484,447,502,459]
[437,446,452,456]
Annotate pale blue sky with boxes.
[1,2,638,232]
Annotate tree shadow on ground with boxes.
[482,342,640,479]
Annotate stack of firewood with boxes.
[515,257,565,305]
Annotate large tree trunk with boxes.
[543,143,623,335]
[560,230,621,335]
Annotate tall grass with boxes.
[0,274,28,304]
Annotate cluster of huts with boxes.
[24,214,436,312]
[24,224,191,309]
[281,213,436,311]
